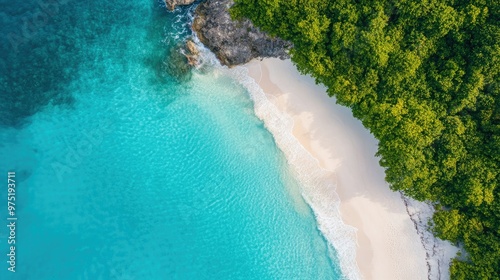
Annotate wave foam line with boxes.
[223,65,361,280]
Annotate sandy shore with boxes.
[243,58,429,279]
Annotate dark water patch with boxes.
[0,0,153,127]
[0,0,81,127]
[14,168,33,182]
[0,132,37,186]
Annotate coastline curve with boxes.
[189,29,361,277]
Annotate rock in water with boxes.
[186,40,200,56]
[184,39,200,66]
[164,0,196,11]
[192,0,291,66]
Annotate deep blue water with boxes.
[0,0,343,279]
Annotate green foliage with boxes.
[232,0,500,278]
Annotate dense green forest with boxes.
[231,0,500,278]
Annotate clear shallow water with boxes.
[0,0,343,279]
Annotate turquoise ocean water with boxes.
[0,0,344,279]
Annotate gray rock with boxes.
[165,0,196,11]
[192,0,291,67]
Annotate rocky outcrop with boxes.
[184,39,200,66]
[165,0,196,11]
[192,0,291,66]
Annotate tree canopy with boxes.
[232,0,500,278]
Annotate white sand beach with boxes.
[244,58,430,280]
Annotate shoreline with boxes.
[240,58,431,279]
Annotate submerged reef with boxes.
[165,42,193,82]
